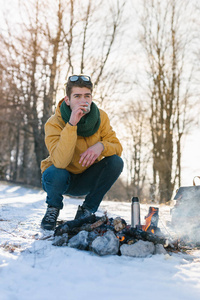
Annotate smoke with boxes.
[171,186,200,245]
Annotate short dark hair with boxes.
[65,76,93,98]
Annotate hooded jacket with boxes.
[41,99,123,174]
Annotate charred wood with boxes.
[54,215,96,236]
[122,228,169,247]
[79,216,108,232]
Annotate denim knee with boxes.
[105,155,124,174]
[42,165,70,191]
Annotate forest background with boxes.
[0,0,200,204]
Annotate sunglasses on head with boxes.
[69,75,91,82]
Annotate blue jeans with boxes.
[42,155,124,212]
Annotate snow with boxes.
[0,182,200,300]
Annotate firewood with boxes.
[54,215,96,236]
[122,228,169,247]
[113,217,126,231]
[80,215,108,231]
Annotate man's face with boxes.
[65,87,92,110]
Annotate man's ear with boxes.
[64,96,70,106]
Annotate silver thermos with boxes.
[131,197,140,228]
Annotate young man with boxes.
[41,75,123,230]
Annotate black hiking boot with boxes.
[41,206,60,230]
[74,205,92,220]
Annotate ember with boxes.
[116,235,125,242]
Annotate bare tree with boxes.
[0,0,126,185]
[61,0,126,108]
[138,0,196,203]
[121,101,151,201]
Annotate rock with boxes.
[88,231,99,244]
[155,244,168,255]
[68,230,89,250]
[120,240,155,257]
[91,230,119,256]
[52,233,68,246]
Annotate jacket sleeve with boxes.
[100,111,123,157]
[45,119,77,169]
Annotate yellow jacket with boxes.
[41,99,123,174]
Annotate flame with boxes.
[142,207,157,232]
[117,235,125,242]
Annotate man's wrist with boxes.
[99,142,104,152]
[68,121,74,126]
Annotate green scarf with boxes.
[60,101,101,137]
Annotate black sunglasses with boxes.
[69,75,91,82]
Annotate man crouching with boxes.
[40,75,123,230]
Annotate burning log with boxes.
[54,214,96,236]
[78,215,108,232]
[141,207,159,232]
[122,227,169,247]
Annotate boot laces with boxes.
[81,207,92,218]
[44,207,59,222]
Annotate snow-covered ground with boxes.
[0,181,200,300]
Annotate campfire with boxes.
[141,207,159,234]
[52,198,176,257]
[51,182,200,255]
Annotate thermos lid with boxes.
[132,197,139,202]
